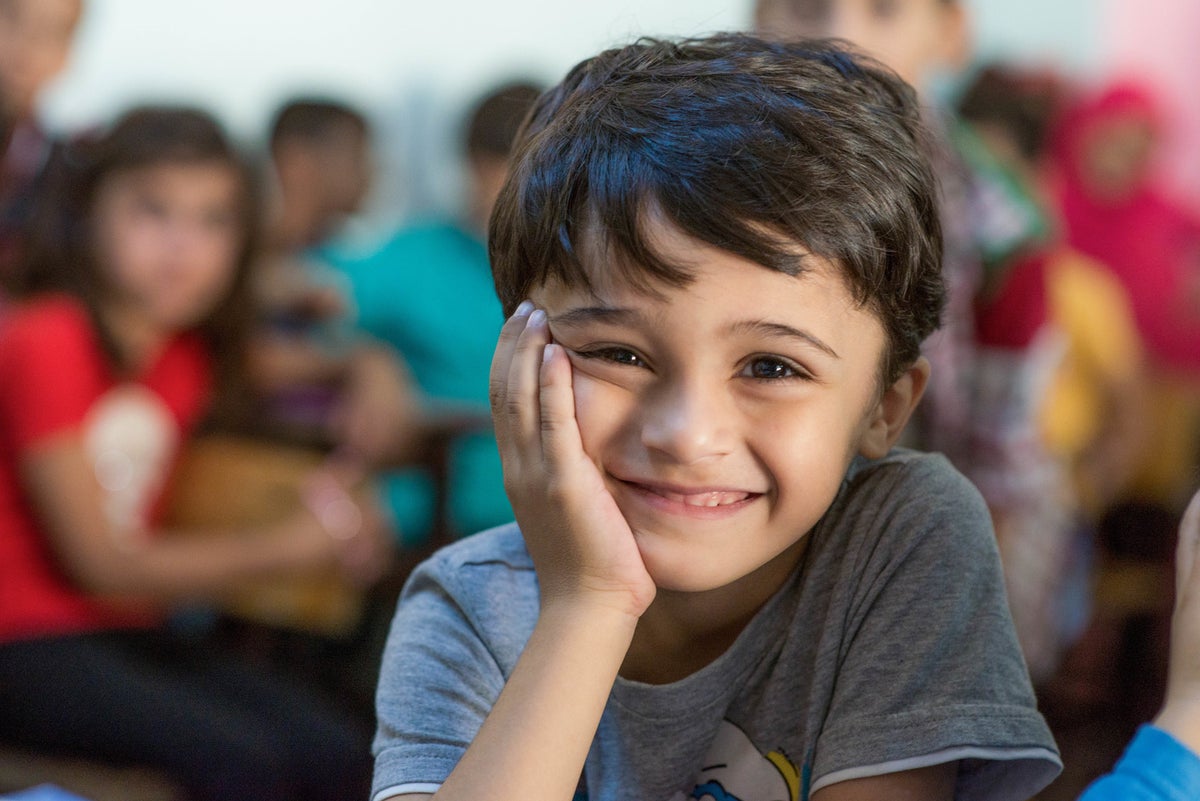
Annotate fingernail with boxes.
[542,343,555,363]
[514,300,534,318]
[528,309,546,327]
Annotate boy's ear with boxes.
[857,356,931,460]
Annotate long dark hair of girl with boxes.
[18,106,259,421]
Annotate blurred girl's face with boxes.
[91,161,244,332]
[1078,113,1157,203]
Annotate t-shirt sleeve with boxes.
[0,302,107,454]
[811,456,1061,801]
[371,553,510,800]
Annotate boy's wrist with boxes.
[537,567,657,622]
[539,591,645,636]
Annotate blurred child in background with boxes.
[0,106,385,800]
[956,65,1148,530]
[1049,83,1200,516]
[0,0,82,303]
[956,69,1164,796]
[327,82,541,543]
[1013,79,1200,794]
[253,97,418,470]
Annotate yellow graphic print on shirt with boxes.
[678,720,802,801]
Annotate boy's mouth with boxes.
[649,488,753,507]
[614,476,761,509]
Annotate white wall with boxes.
[42,1,1106,132]
[970,0,1103,70]
[37,0,1110,223]
[41,1,750,136]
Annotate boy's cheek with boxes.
[569,373,603,444]
[569,372,627,463]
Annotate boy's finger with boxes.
[503,308,551,459]
[539,343,586,476]
[489,301,534,450]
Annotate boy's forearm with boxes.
[432,601,638,801]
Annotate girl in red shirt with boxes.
[0,106,386,800]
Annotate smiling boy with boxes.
[372,34,1060,801]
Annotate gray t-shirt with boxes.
[373,449,1061,801]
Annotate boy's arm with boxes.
[380,601,636,801]
[379,304,655,801]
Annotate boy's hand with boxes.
[490,303,656,619]
[1156,488,1200,754]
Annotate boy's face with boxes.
[531,219,894,594]
[756,0,966,90]
[0,0,81,118]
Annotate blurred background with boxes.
[3,1,1200,799]
[37,0,1200,229]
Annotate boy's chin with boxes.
[638,547,755,596]
[635,531,808,600]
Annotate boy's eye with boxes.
[576,346,646,369]
[740,356,810,381]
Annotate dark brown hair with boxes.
[490,34,945,384]
[20,105,258,401]
[269,97,367,153]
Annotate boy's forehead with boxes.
[534,219,865,318]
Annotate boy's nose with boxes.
[639,380,735,465]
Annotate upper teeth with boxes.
[659,489,750,507]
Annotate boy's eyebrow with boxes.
[548,306,639,327]
[729,320,840,359]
